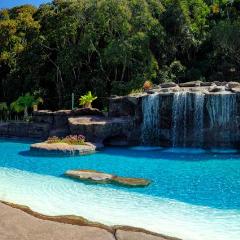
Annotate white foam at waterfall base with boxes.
[0,167,239,240]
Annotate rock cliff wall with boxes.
[1,81,240,147]
[109,81,240,147]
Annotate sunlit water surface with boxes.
[0,139,240,240]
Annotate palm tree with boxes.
[11,93,43,119]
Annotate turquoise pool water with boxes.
[0,139,240,240]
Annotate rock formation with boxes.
[65,170,151,187]
[30,142,102,155]
[1,82,240,147]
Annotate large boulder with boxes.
[108,95,143,117]
[200,82,216,87]
[231,87,240,94]
[189,87,208,93]
[159,86,180,93]
[179,81,202,87]
[226,81,240,89]
[65,170,151,187]
[160,82,177,88]
[68,116,133,144]
[53,110,72,128]
[32,110,54,125]
[1,122,50,139]
[208,86,226,93]
[213,81,227,86]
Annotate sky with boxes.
[0,0,50,9]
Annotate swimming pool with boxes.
[0,139,240,240]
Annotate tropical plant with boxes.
[10,93,43,119]
[79,91,97,108]
[1,1,240,108]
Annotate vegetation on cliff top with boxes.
[0,0,239,109]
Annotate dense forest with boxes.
[0,0,240,110]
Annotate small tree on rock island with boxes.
[79,91,97,108]
[11,93,43,119]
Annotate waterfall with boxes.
[206,93,237,145]
[141,93,161,145]
[207,93,236,129]
[141,91,237,147]
[172,92,189,147]
[172,92,205,147]
[193,93,205,147]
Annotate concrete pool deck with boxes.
[0,202,177,240]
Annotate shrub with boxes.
[62,135,86,145]
[159,61,186,83]
[46,135,86,145]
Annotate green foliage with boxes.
[46,135,86,145]
[0,0,239,108]
[212,20,240,65]
[10,93,43,118]
[79,91,98,108]
[159,60,186,83]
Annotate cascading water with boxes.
[193,93,205,147]
[206,93,237,146]
[172,92,189,147]
[207,93,236,129]
[141,93,161,145]
[141,90,238,147]
[172,92,205,147]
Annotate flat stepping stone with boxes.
[65,170,151,187]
